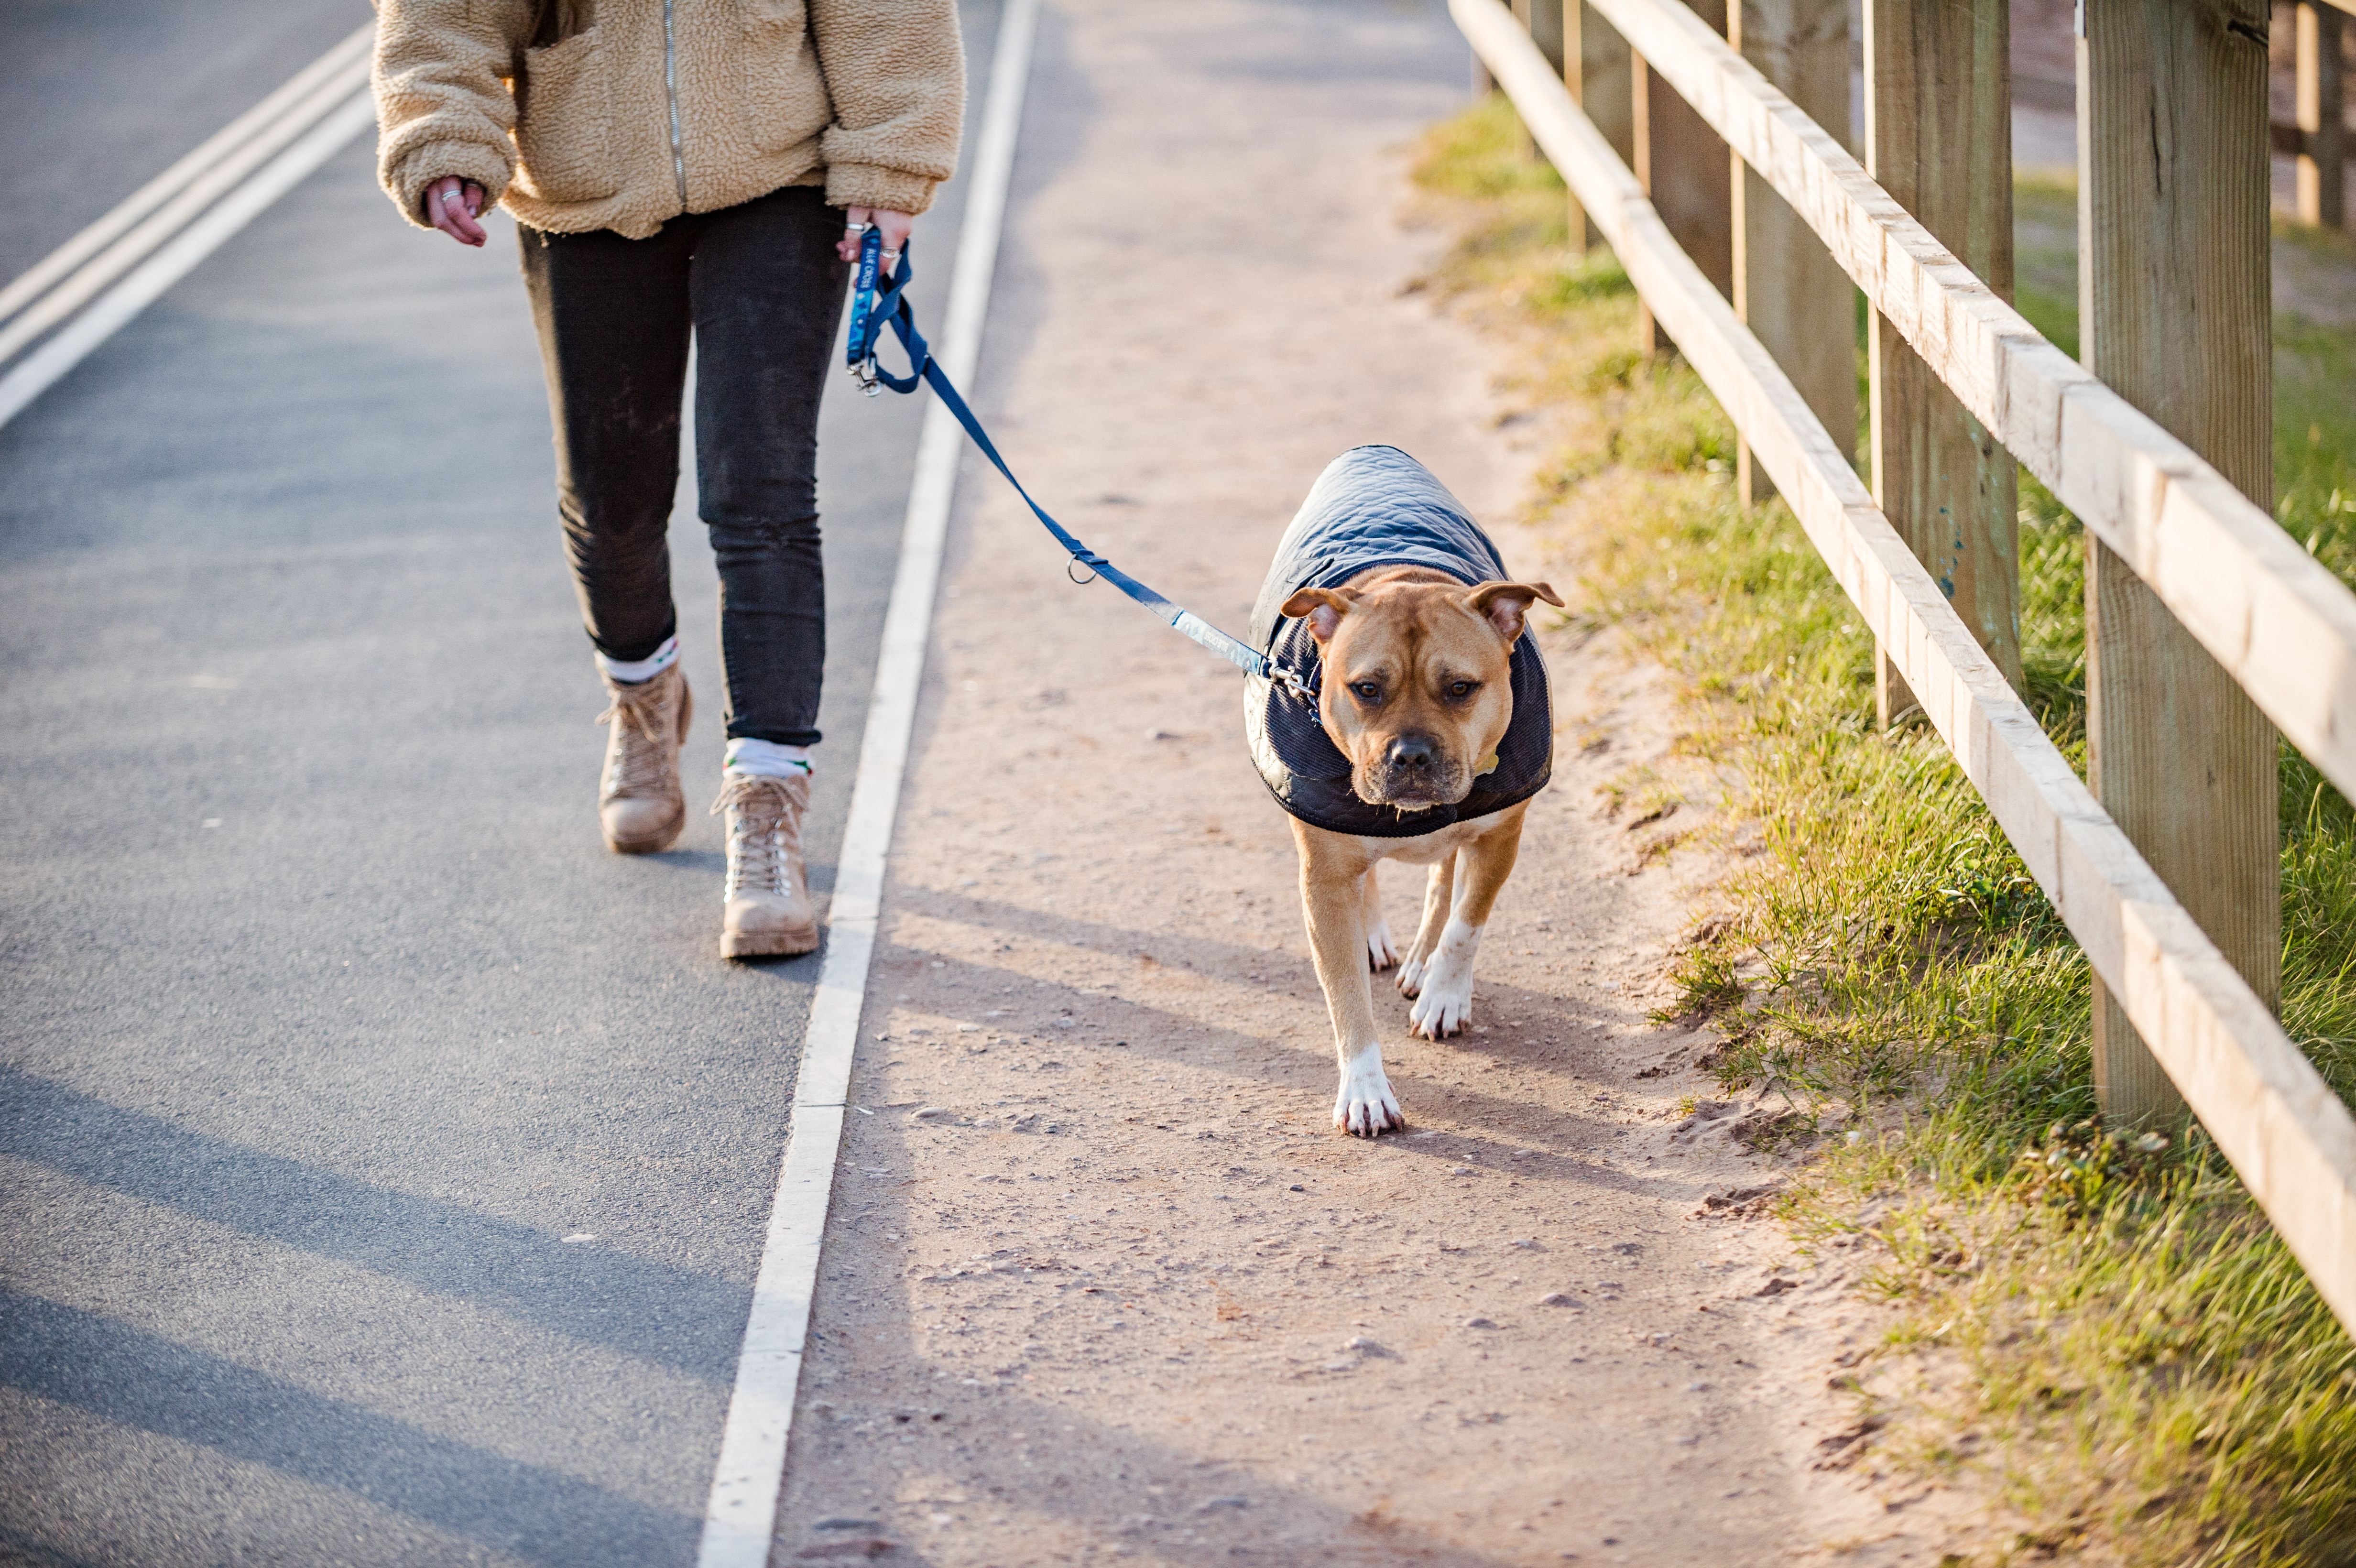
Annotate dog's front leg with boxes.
[1407,803,1528,1040]
[1359,866,1400,970]
[1295,820,1403,1135]
[1397,854,1456,998]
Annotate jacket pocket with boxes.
[514,27,619,203]
[737,0,827,154]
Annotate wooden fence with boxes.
[2282,0,2351,229]
[1451,0,2356,1339]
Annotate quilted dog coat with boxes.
[1244,446,1552,838]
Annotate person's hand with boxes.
[836,207,914,271]
[425,177,487,246]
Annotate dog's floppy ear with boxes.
[1465,580,1564,643]
[1281,586,1357,645]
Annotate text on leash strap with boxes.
[844,226,1318,701]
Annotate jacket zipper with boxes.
[662,0,688,207]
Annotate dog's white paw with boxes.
[1408,969,1473,1038]
[1406,917,1483,1040]
[1333,1044,1405,1136]
[1396,952,1427,997]
[1365,918,1400,971]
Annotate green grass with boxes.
[1415,96,2356,1566]
[2011,172,2356,586]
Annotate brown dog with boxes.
[1279,566,1562,1134]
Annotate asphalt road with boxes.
[0,0,370,286]
[0,3,999,1563]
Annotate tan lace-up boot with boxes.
[595,663,692,853]
[713,771,819,958]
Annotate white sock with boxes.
[724,738,813,779]
[598,635,678,685]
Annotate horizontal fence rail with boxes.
[1450,0,2356,1338]
[1571,0,2356,816]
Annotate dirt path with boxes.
[770,4,1954,1563]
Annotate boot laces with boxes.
[597,677,676,799]
[713,774,797,899]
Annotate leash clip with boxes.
[1268,659,1320,702]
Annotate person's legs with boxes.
[687,184,851,751]
[683,185,851,957]
[520,218,701,852]
[518,220,697,664]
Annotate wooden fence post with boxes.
[1633,0,1734,358]
[1513,0,1538,160]
[1541,0,1588,256]
[1730,0,1853,507]
[1530,0,1567,73]
[1631,44,1656,355]
[1649,0,1734,301]
[2298,1,2348,229]
[2080,0,2281,1127]
[1579,2,1635,255]
[1864,0,2022,724]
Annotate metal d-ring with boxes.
[1067,556,1098,585]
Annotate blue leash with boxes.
[845,227,1318,701]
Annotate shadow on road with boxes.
[0,1066,751,1385]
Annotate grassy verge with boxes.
[1413,97,2356,1565]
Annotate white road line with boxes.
[0,69,373,368]
[0,76,376,433]
[0,22,373,329]
[692,1,1040,1563]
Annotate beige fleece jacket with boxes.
[371,0,964,238]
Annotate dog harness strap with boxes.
[845,232,1316,698]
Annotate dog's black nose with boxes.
[1386,733,1440,773]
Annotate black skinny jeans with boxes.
[519,184,850,747]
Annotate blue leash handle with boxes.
[845,228,1316,699]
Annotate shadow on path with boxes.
[0,1290,698,1567]
[0,1067,751,1385]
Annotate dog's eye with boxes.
[1350,681,1382,704]
[1447,680,1478,700]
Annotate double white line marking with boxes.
[0,22,378,431]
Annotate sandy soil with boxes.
[769,3,1979,1563]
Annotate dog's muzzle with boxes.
[1357,731,1467,807]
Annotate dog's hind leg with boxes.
[1397,854,1457,998]
[1408,802,1528,1040]
[1360,866,1399,970]
[1295,820,1404,1136]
